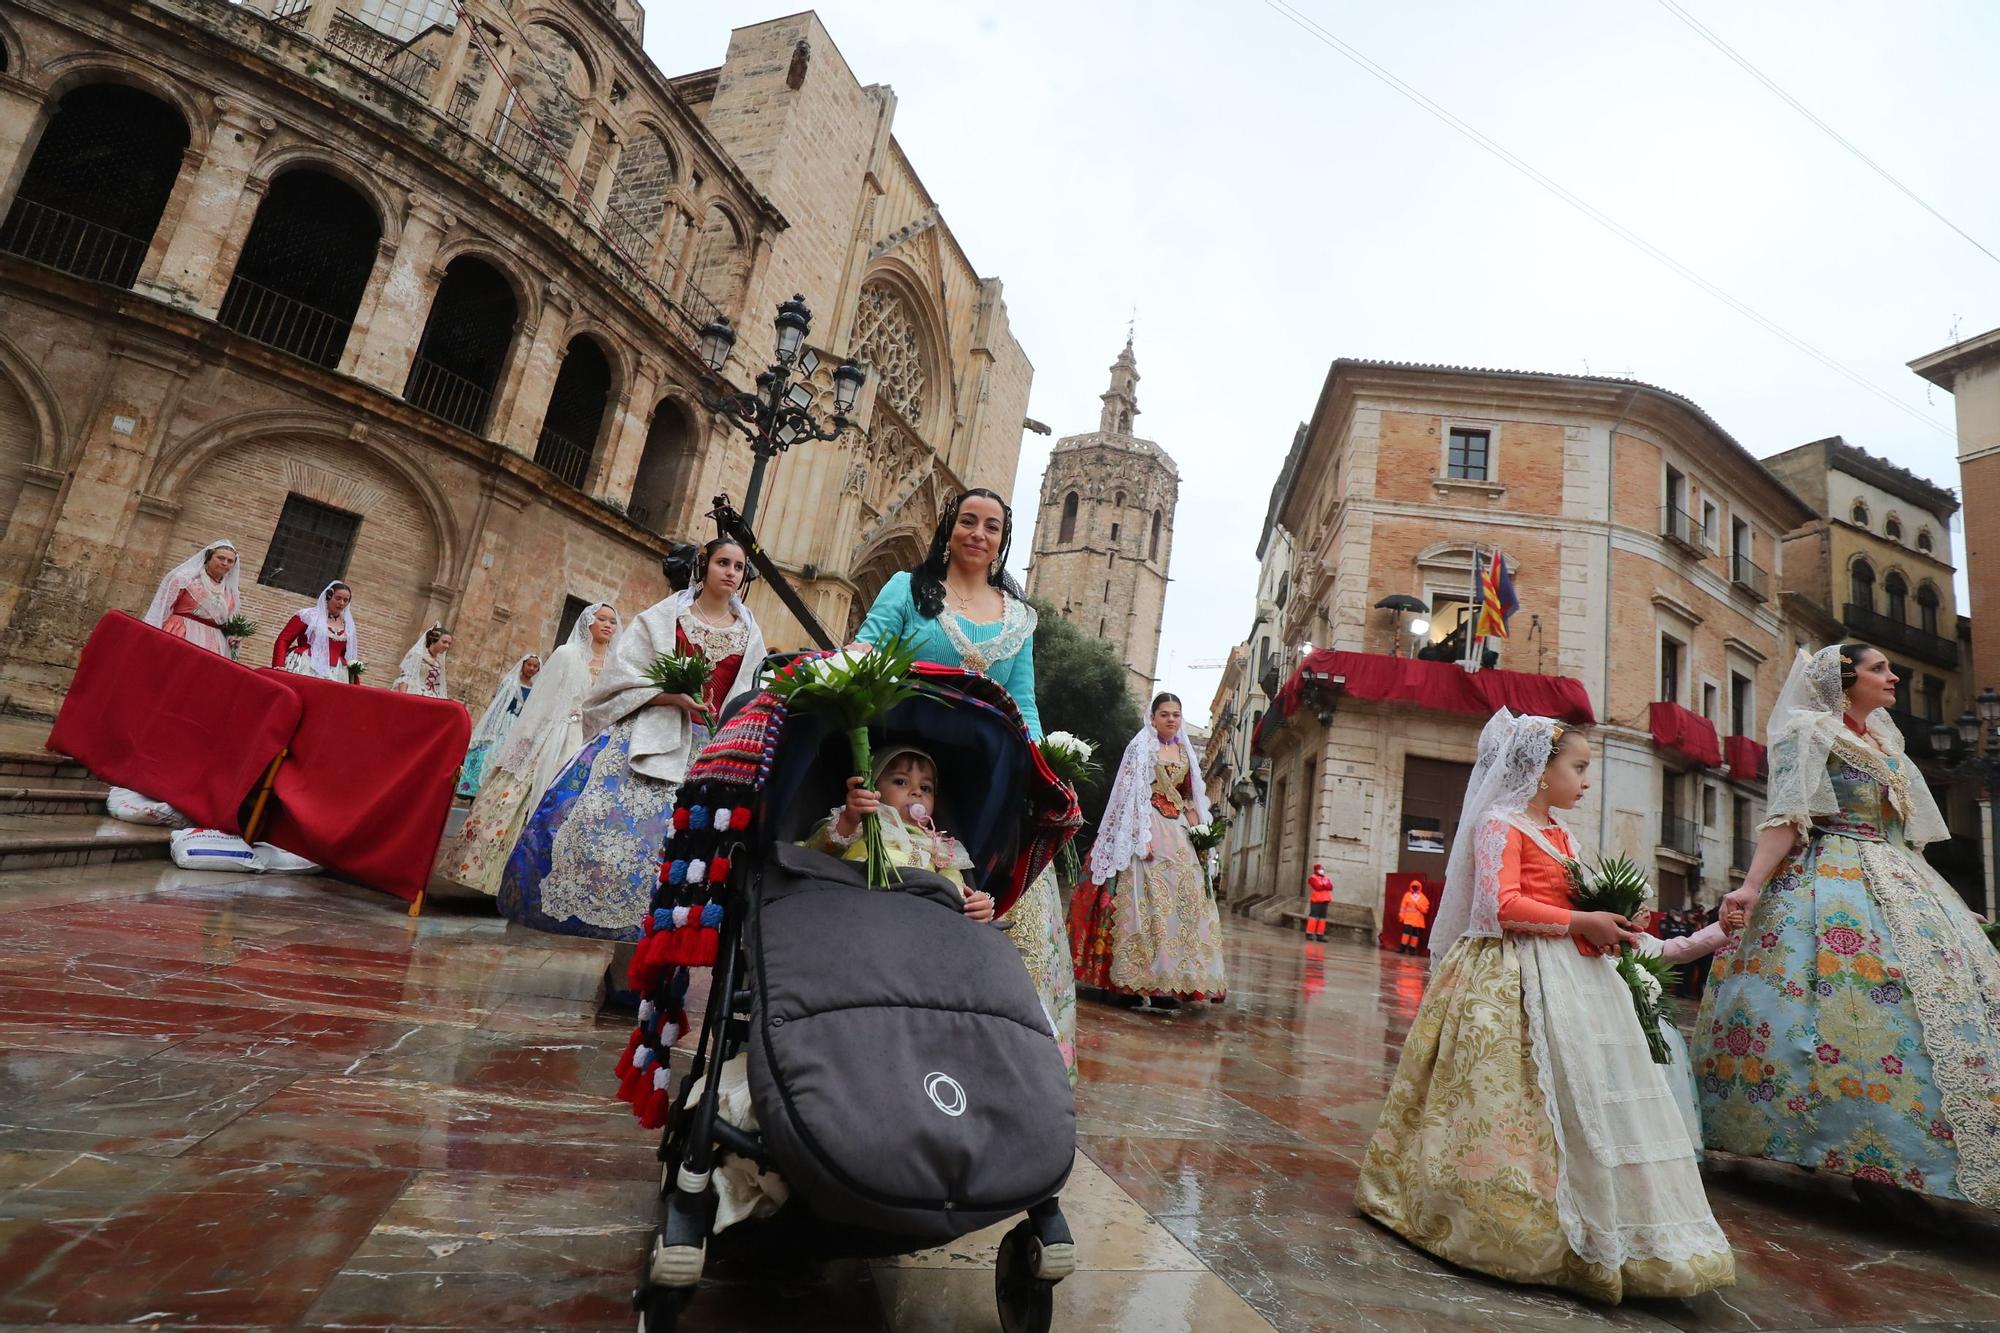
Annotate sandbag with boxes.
[170,827,258,871]
[106,786,191,828]
[252,843,322,875]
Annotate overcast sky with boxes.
[646,1,1990,725]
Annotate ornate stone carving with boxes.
[853,281,928,427]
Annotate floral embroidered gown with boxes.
[1696,736,2000,1207]
[500,611,747,940]
[1358,818,1735,1303]
[1072,744,1227,1001]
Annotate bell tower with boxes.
[1026,337,1178,704]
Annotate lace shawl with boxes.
[1429,709,1567,963]
[1089,725,1210,883]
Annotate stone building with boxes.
[0,0,1031,716]
[1246,360,1813,932]
[1024,339,1175,703]
[1760,437,1984,902]
[1911,330,2000,912]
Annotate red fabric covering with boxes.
[1648,701,1723,768]
[1723,733,1768,781]
[48,612,300,833]
[1255,650,1595,754]
[253,670,469,901]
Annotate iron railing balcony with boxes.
[217,276,354,368]
[326,10,440,99]
[534,426,594,490]
[404,356,493,434]
[1887,708,1942,758]
[0,198,150,288]
[1659,813,1701,857]
[488,106,563,188]
[1842,602,1961,668]
[1661,504,1708,556]
[1729,551,1770,601]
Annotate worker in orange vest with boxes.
[1305,863,1333,937]
[1397,879,1431,955]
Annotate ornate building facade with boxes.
[0,1,1031,716]
[1024,340,1176,703]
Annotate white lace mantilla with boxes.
[939,594,1036,674]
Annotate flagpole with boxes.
[1464,544,1483,673]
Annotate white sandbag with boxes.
[170,827,259,872]
[105,786,191,828]
[251,843,322,874]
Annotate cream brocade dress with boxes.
[1356,821,1735,1304]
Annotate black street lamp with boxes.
[1931,683,2000,917]
[697,294,867,527]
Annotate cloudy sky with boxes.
[647,1,1991,724]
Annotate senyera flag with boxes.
[1474,549,1519,639]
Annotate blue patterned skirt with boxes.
[456,741,494,799]
[498,719,679,941]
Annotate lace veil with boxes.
[293,581,359,678]
[1428,708,1567,964]
[468,653,539,753]
[1766,645,1948,846]
[495,603,615,773]
[143,539,239,629]
[1089,723,1210,884]
[393,627,447,697]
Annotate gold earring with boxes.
[1539,781,1548,790]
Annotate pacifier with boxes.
[907,801,930,825]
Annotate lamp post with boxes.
[1931,684,2000,918]
[696,294,867,528]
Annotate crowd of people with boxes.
[110,524,2000,1311]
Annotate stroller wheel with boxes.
[633,1282,686,1333]
[995,1220,1057,1333]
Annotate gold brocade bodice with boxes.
[1151,745,1188,817]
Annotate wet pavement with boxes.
[1,862,1996,1330]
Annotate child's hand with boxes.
[1720,884,1759,933]
[834,775,878,838]
[1720,903,1749,933]
[961,888,995,922]
[1570,910,1638,955]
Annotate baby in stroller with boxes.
[804,744,997,921]
[627,663,1081,1333]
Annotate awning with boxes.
[1649,701,1723,768]
[1253,650,1596,754]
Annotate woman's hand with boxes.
[1720,883,1761,934]
[646,691,702,714]
[1569,910,1639,955]
[961,888,996,922]
[841,642,875,656]
[835,775,878,838]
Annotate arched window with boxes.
[1917,527,1934,554]
[1149,510,1162,561]
[852,279,932,425]
[1113,490,1126,507]
[1057,490,1078,544]
[603,128,676,259]
[1883,570,1908,623]
[1850,499,1870,526]
[496,21,590,181]
[406,255,517,433]
[218,169,381,368]
[629,398,696,536]
[0,84,190,288]
[1848,558,1875,613]
[1885,513,1903,541]
[1917,582,1941,637]
[690,205,749,319]
[535,334,612,489]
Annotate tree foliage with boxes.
[1029,597,1140,838]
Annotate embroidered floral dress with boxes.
[1696,736,2000,1207]
[501,609,749,940]
[1358,818,1735,1303]
[852,569,1075,1078]
[1071,744,1227,1000]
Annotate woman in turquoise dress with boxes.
[1700,643,2000,1209]
[850,488,1075,1079]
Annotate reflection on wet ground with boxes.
[1,864,1994,1330]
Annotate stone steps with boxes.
[0,784,113,816]
[0,745,98,790]
[0,812,173,872]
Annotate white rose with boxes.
[1635,969,1662,1006]
[1044,731,1093,759]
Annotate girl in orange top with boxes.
[1357,712,1734,1304]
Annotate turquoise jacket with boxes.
[854,571,1043,739]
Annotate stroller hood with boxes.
[747,842,1076,1242]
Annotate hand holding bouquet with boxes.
[646,652,713,727]
[219,613,256,640]
[768,637,923,887]
[1566,853,1679,1063]
[1038,731,1099,787]
[345,661,366,684]
[1186,814,1232,898]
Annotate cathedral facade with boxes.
[0,1,1031,715]
[1025,340,1176,704]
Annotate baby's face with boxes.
[878,762,938,822]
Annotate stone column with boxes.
[0,78,52,208]
[303,0,337,40]
[467,40,512,137]
[0,341,199,710]
[346,195,455,391]
[593,359,660,503]
[427,19,475,115]
[588,131,623,216]
[494,285,571,455]
[136,100,277,313]
[563,109,597,189]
